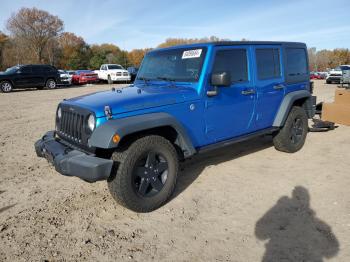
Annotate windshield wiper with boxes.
[137,76,150,86]
[156,77,176,87]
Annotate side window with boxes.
[42,66,50,72]
[256,48,281,79]
[21,66,32,73]
[285,48,308,83]
[212,49,248,83]
[32,66,43,73]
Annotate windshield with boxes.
[4,66,19,74]
[339,66,350,71]
[108,65,123,70]
[137,47,207,82]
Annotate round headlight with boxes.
[57,107,62,119]
[87,114,95,131]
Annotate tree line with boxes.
[0,7,349,72]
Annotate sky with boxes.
[0,0,349,51]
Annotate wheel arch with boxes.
[89,112,196,158]
[0,79,15,86]
[273,90,315,127]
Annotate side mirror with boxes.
[211,72,231,87]
[207,72,231,97]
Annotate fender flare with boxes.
[273,90,312,127]
[89,112,196,157]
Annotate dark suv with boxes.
[0,64,61,92]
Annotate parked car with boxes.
[310,72,320,80]
[35,41,315,212]
[127,67,139,82]
[95,64,131,84]
[326,65,350,84]
[58,70,72,86]
[71,70,98,85]
[0,64,60,92]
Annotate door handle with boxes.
[273,84,285,90]
[241,89,256,95]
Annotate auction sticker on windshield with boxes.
[182,49,202,59]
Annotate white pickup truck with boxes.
[95,64,131,84]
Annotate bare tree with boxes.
[6,7,63,63]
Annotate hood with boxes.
[61,84,199,117]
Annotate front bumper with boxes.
[35,131,113,182]
[111,76,131,81]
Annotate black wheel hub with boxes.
[133,151,168,197]
[290,117,303,144]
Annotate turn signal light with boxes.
[112,134,120,143]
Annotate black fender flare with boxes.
[273,90,314,127]
[89,112,196,157]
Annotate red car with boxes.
[71,70,98,85]
[310,72,323,80]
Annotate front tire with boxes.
[107,75,112,84]
[108,135,179,212]
[46,79,56,89]
[0,81,13,93]
[273,106,308,153]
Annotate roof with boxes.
[153,41,306,52]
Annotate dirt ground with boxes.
[0,81,349,262]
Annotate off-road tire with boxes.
[46,79,56,89]
[107,75,112,84]
[0,81,13,93]
[108,135,179,212]
[273,106,308,153]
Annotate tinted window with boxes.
[42,66,55,72]
[286,48,308,82]
[212,49,248,83]
[32,66,43,73]
[256,48,281,79]
[108,65,123,70]
[21,66,32,73]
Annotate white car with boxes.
[58,70,72,86]
[326,65,350,84]
[95,64,131,84]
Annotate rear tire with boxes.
[273,106,308,153]
[108,135,179,212]
[0,81,13,93]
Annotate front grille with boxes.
[123,72,128,76]
[58,111,84,143]
[116,72,122,76]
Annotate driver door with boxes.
[204,46,257,143]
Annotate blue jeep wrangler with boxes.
[35,41,316,212]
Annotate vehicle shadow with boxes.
[172,135,273,199]
[255,186,339,262]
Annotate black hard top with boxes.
[156,41,307,51]
[209,41,306,46]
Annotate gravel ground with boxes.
[0,81,349,261]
